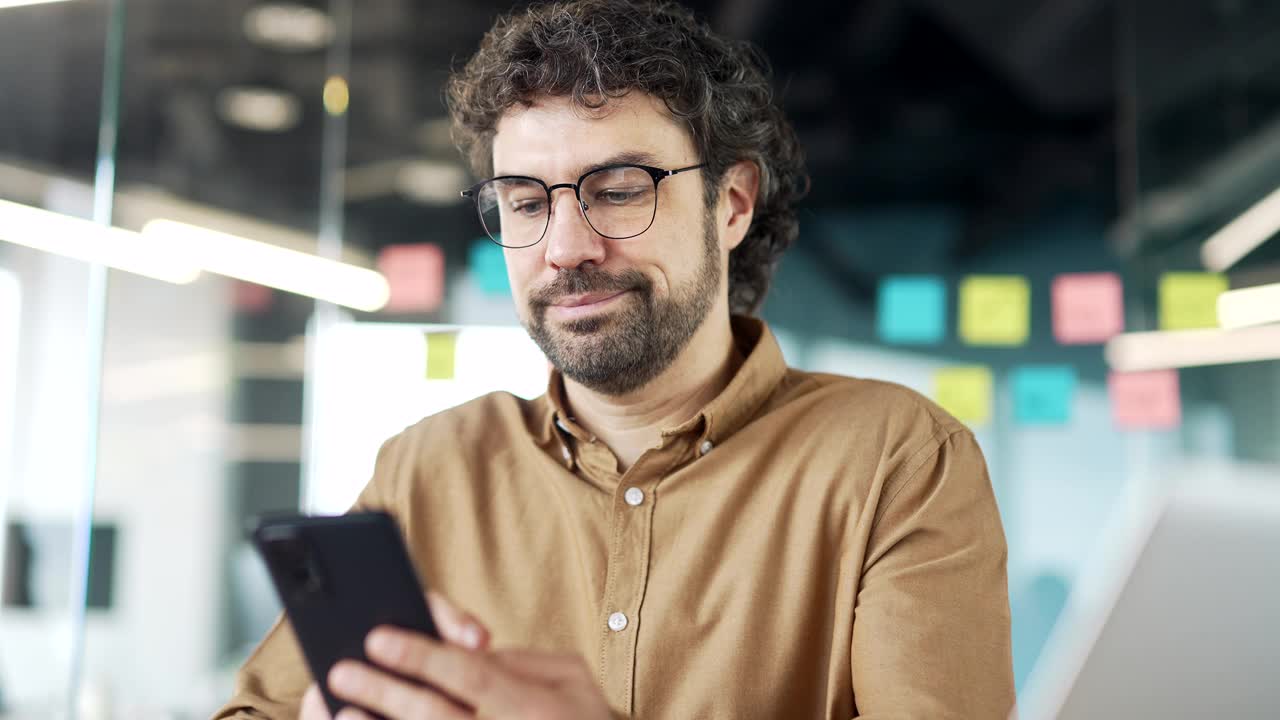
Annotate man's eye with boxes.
[509,199,546,216]
[595,187,649,205]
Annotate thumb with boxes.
[299,684,331,719]
[427,589,491,650]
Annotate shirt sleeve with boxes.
[850,428,1015,719]
[209,434,404,720]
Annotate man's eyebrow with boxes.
[576,151,660,176]
[494,150,661,181]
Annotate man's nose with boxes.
[543,186,607,270]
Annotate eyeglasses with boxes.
[461,162,706,248]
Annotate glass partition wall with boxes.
[0,1,1277,717]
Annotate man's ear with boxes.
[718,160,761,252]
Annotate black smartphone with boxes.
[252,511,442,718]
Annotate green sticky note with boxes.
[469,238,510,296]
[933,366,993,426]
[1159,272,1228,330]
[959,275,1030,346]
[425,332,458,380]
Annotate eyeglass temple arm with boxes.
[664,163,707,177]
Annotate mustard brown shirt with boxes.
[214,316,1015,719]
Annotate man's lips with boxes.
[553,290,628,308]
[545,289,632,318]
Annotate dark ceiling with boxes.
[2,0,1279,276]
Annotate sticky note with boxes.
[1109,370,1181,430]
[469,238,510,296]
[1012,365,1076,425]
[1052,272,1124,344]
[877,275,946,345]
[378,243,445,313]
[933,366,993,426]
[959,275,1030,346]
[425,332,458,380]
[1159,272,1227,330]
[232,281,273,314]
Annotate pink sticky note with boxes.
[1109,370,1181,430]
[233,281,274,314]
[378,243,445,313]
[1053,272,1124,344]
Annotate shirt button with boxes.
[699,439,714,456]
[624,487,644,506]
[607,612,628,632]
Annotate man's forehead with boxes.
[491,93,694,175]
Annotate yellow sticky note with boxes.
[960,275,1030,346]
[425,332,458,380]
[934,366,993,426]
[1159,272,1228,330]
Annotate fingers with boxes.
[329,660,470,720]
[427,590,490,650]
[299,684,331,719]
[363,627,531,714]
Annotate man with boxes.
[214,1,1014,718]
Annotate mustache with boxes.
[529,268,650,308]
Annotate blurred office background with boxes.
[1,0,1278,716]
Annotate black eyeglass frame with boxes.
[460,162,707,248]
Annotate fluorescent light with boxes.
[0,199,201,284]
[0,0,77,8]
[1201,184,1280,271]
[1218,282,1280,329]
[243,3,334,51]
[142,219,390,311]
[1105,325,1280,371]
[215,86,302,132]
[323,75,349,116]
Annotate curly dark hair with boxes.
[445,0,807,315]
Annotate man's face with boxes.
[491,93,724,396]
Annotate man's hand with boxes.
[299,591,613,720]
[300,590,490,719]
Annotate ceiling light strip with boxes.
[0,0,77,9]
[1201,184,1280,272]
[1218,282,1280,330]
[1105,324,1280,371]
[0,199,200,284]
[142,219,390,311]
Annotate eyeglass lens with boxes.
[474,165,659,248]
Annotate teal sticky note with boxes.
[878,275,946,345]
[1012,365,1076,425]
[468,238,510,295]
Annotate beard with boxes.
[524,213,721,396]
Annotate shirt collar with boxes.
[539,315,787,447]
[695,315,787,445]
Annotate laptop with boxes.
[1015,474,1280,719]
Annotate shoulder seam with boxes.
[870,427,971,533]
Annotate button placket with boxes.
[596,456,671,716]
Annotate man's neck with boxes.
[562,313,742,473]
